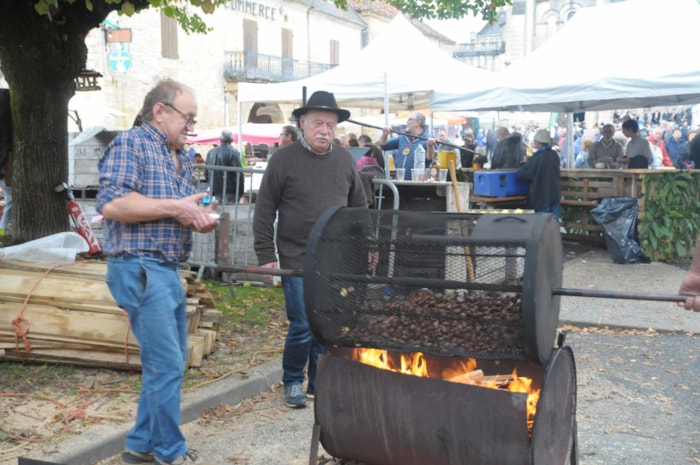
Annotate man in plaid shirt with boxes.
[97,79,217,465]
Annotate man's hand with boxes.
[678,267,700,312]
[379,126,392,145]
[260,261,279,285]
[427,138,436,160]
[174,192,219,233]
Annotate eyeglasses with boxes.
[161,102,197,128]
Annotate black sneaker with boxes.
[154,449,202,465]
[122,449,154,464]
[305,386,315,399]
[284,383,307,408]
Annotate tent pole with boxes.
[237,100,247,167]
[567,112,574,168]
[383,72,388,125]
[383,72,390,180]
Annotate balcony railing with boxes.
[224,51,334,82]
[453,39,506,58]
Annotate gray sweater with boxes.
[253,140,367,270]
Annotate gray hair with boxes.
[139,79,194,122]
[220,129,234,144]
[412,112,426,127]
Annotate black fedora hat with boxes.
[292,91,350,123]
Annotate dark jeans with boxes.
[281,276,324,390]
[536,203,561,221]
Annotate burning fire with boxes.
[352,348,541,433]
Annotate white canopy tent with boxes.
[237,14,493,115]
[432,0,700,114]
[431,0,700,166]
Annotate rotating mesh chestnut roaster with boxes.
[305,207,564,364]
[302,207,577,465]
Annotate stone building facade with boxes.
[456,0,612,72]
[68,1,452,133]
[75,1,362,130]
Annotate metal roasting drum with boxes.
[299,208,578,465]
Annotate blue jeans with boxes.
[537,204,561,221]
[281,277,324,390]
[106,255,189,462]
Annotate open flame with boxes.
[352,348,540,433]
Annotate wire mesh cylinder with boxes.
[303,208,563,363]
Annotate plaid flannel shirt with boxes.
[97,122,197,263]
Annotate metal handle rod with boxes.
[346,118,478,155]
[555,287,691,303]
[213,265,694,303]
[215,264,303,277]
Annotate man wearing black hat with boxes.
[253,90,367,408]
